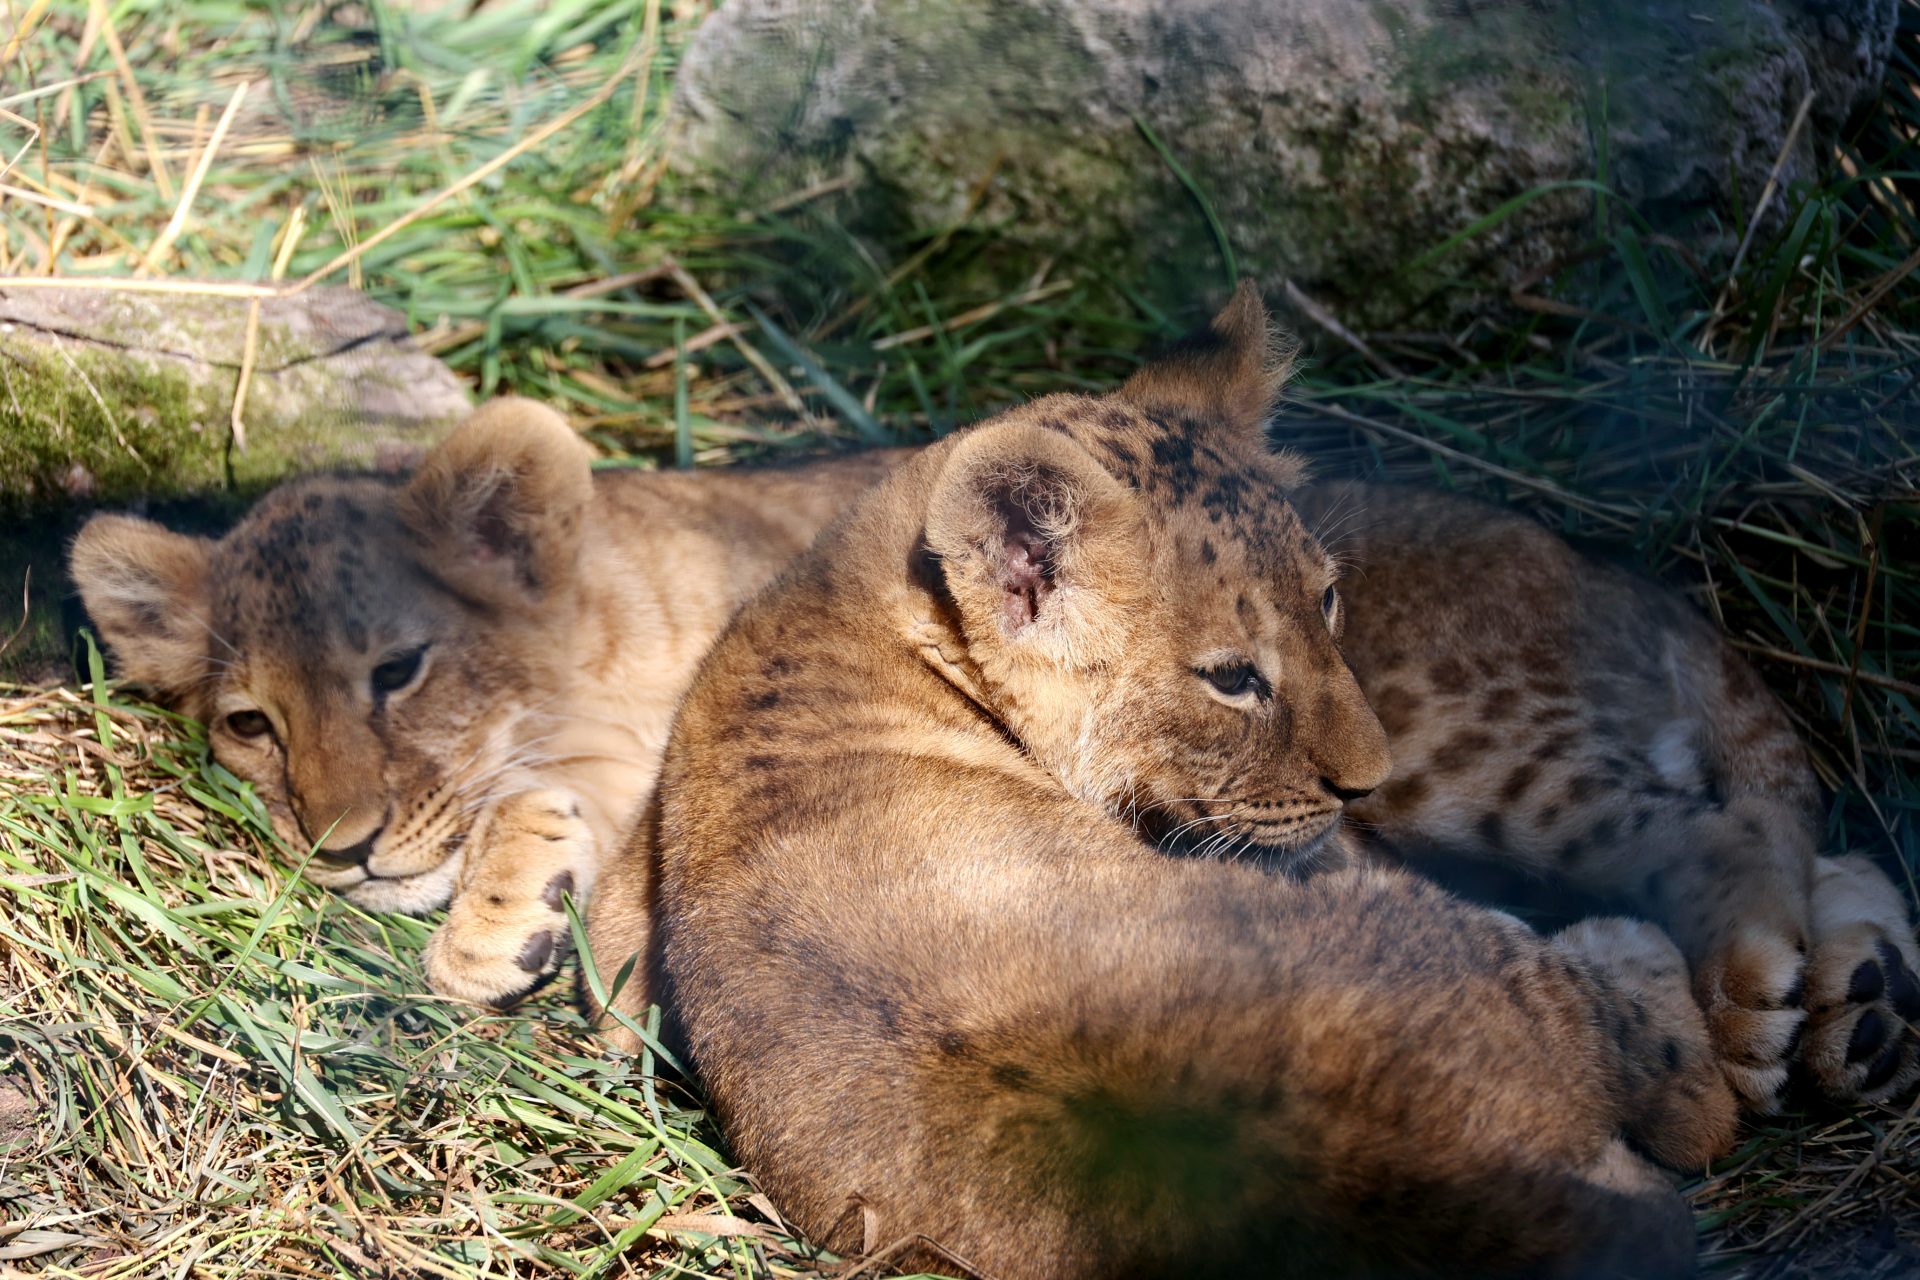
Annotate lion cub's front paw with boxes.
[422,790,597,1006]
[1693,922,1809,1114]
[1803,855,1920,1103]
[1556,918,1738,1168]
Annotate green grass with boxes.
[2,0,1918,1275]
[0,651,908,1278]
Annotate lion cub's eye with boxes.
[226,709,272,739]
[371,646,427,695]
[1199,662,1266,700]
[1321,585,1339,626]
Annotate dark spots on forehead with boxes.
[1149,430,1200,495]
[1200,470,1252,521]
[1200,538,1217,565]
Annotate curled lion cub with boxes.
[588,289,1738,1277]
[70,412,897,1003]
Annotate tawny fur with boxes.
[68,402,901,1004]
[589,288,1739,1278]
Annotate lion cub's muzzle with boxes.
[308,824,384,874]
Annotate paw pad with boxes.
[541,870,575,910]
[1848,959,1884,1003]
[517,931,556,973]
[1880,941,1920,1019]
[1848,1009,1887,1063]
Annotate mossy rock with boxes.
[0,284,469,509]
[671,0,1894,331]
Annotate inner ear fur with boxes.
[924,422,1143,656]
[1118,279,1297,438]
[68,514,214,697]
[400,397,594,606]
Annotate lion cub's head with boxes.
[921,285,1389,866]
[70,400,593,912]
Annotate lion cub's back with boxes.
[590,448,905,592]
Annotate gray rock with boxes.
[0,284,470,510]
[672,0,1896,329]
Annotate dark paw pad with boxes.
[1879,942,1920,1020]
[1848,1008,1888,1063]
[1848,958,1885,1004]
[541,871,576,911]
[1863,1037,1909,1092]
[517,931,556,973]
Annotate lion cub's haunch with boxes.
[591,289,1738,1278]
[71,407,897,1003]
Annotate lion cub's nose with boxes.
[313,825,384,870]
[1323,779,1376,804]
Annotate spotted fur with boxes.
[1285,482,1920,1108]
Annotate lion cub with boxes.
[588,289,1738,1278]
[71,409,898,1004]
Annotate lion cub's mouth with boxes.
[1155,808,1345,875]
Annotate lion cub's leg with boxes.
[1634,799,1816,1112]
[1802,855,1920,1101]
[423,788,603,1005]
[1553,918,1739,1169]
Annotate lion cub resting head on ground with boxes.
[590,287,1738,1278]
[71,406,895,1004]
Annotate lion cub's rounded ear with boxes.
[400,398,594,607]
[1117,280,1296,441]
[69,514,214,697]
[924,422,1144,659]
